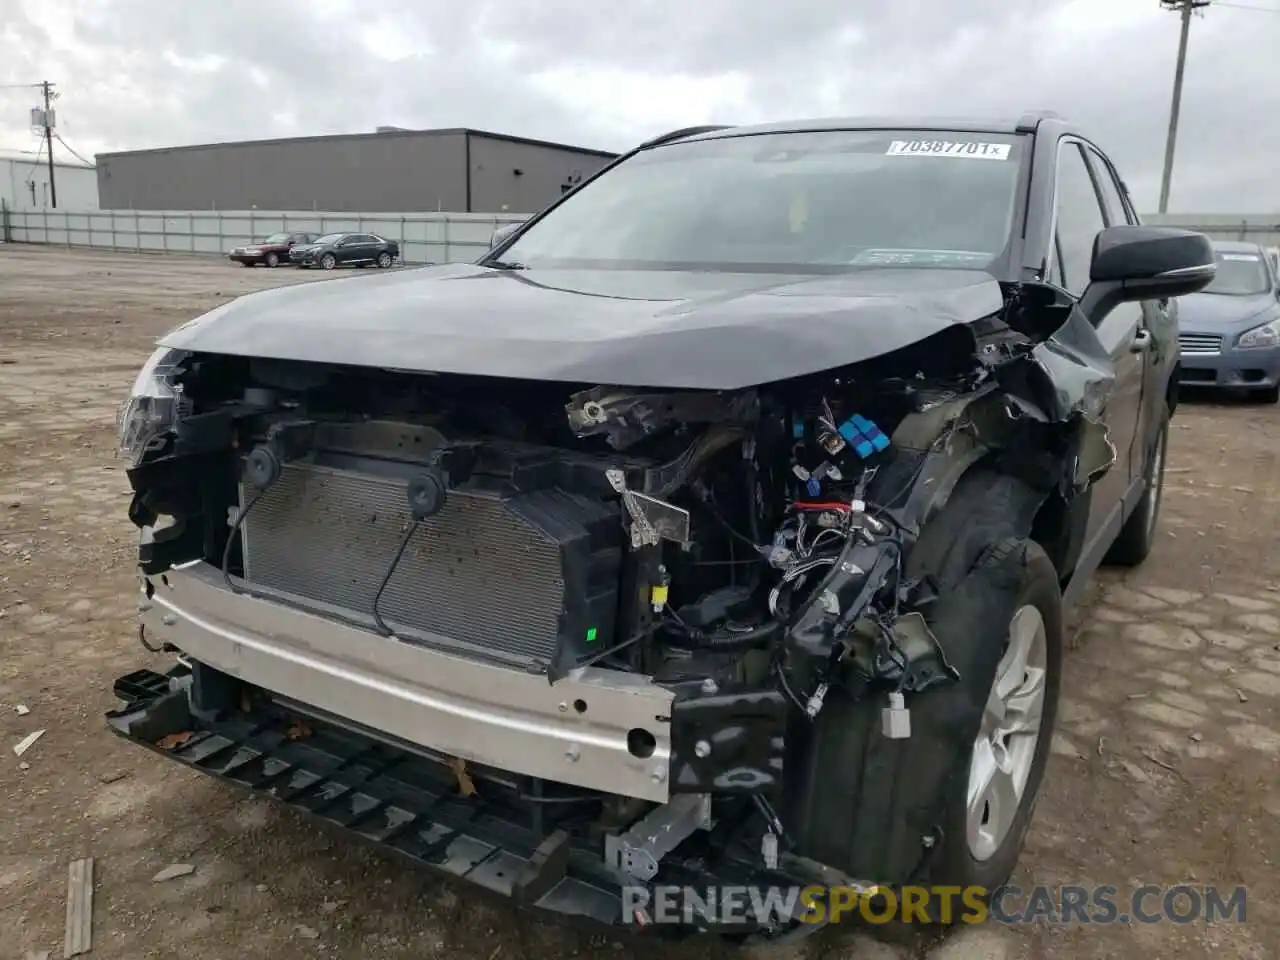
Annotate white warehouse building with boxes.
[1,148,99,211]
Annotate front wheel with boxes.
[870,540,1063,939]
[377,251,393,268]
[320,253,337,270]
[1254,384,1280,404]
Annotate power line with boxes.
[1211,1,1280,11]
[54,134,93,167]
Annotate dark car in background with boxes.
[1177,240,1280,403]
[290,232,400,270]
[228,232,317,268]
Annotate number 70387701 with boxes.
[886,139,1011,160]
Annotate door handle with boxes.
[1130,329,1152,353]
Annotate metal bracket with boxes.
[604,794,713,882]
[606,468,691,549]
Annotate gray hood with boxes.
[1178,291,1280,335]
[158,262,1007,390]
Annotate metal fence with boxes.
[1140,214,1280,245]
[0,206,530,264]
[5,205,1280,262]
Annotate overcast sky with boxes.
[2,0,1278,212]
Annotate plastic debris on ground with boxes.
[13,730,45,757]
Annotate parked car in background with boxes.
[290,232,400,270]
[1177,240,1280,403]
[228,232,317,268]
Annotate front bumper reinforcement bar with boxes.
[105,668,830,943]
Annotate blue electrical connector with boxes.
[836,414,890,459]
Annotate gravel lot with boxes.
[2,246,1278,960]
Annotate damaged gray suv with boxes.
[109,112,1214,943]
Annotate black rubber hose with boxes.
[371,520,420,636]
[743,450,765,592]
[222,487,270,594]
[663,618,782,652]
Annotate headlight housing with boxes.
[1237,317,1280,350]
[117,347,191,464]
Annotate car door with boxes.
[329,235,353,263]
[337,234,368,264]
[355,234,380,263]
[1082,144,1168,496]
[1049,140,1147,549]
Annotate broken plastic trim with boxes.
[104,667,838,944]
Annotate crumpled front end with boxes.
[109,280,1116,936]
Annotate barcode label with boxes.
[886,139,1011,160]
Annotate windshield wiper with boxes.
[485,259,527,271]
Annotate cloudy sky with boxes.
[2,0,1278,212]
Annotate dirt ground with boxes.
[1,246,1278,960]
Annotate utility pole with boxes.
[41,80,57,208]
[1157,0,1209,214]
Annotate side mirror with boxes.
[490,222,522,249]
[1081,225,1215,319]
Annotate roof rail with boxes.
[639,125,735,149]
[1015,110,1066,133]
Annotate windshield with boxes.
[496,129,1025,273]
[315,233,345,245]
[1202,250,1271,296]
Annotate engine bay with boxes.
[122,302,1118,886]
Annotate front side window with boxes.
[1052,143,1107,297]
[315,233,345,245]
[262,232,290,244]
[497,129,1026,273]
[1202,249,1271,296]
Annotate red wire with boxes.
[793,501,853,511]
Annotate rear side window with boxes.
[1085,149,1133,227]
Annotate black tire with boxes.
[1255,384,1280,404]
[377,251,393,268]
[265,251,280,267]
[922,540,1063,890]
[1104,409,1169,567]
[862,541,1063,943]
[320,253,337,270]
[239,261,252,268]
[784,471,1063,940]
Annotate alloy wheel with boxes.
[966,603,1048,862]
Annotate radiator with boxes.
[238,461,620,669]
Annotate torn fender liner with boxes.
[784,469,1049,883]
[104,668,834,941]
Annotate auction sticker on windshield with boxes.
[886,139,1011,160]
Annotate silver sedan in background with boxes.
[1177,240,1280,403]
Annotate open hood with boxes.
[159,263,1009,390]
